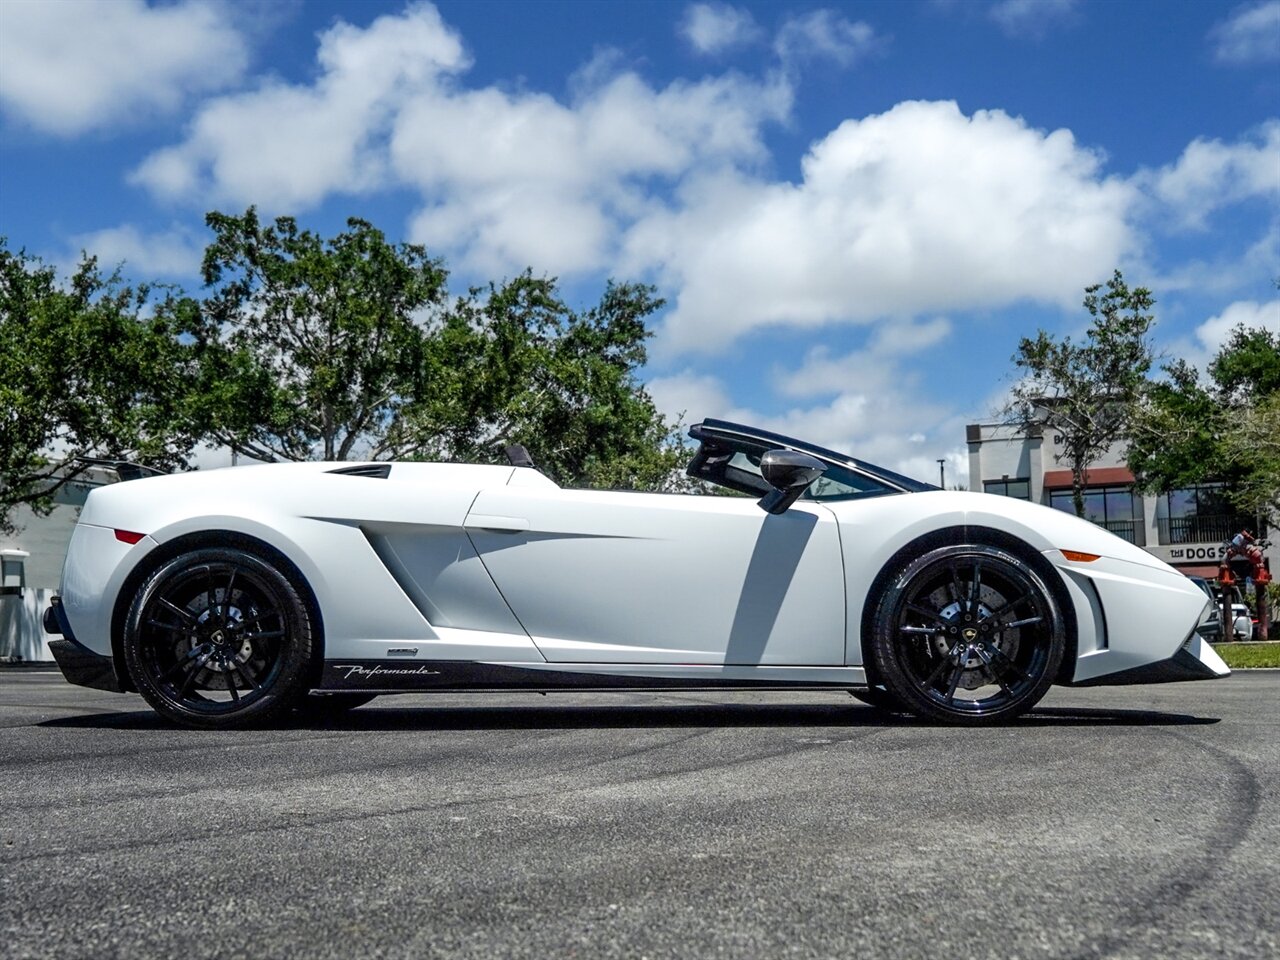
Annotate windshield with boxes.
[688,418,934,497]
[694,439,896,501]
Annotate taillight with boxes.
[114,530,146,545]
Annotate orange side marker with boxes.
[1061,550,1100,562]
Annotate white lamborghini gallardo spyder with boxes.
[45,419,1228,728]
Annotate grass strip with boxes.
[1213,642,1280,669]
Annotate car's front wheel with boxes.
[123,548,315,728]
[871,544,1066,725]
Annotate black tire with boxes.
[871,543,1066,725]
[122,548,315,729]
[294,693,378,719]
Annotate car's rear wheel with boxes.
[871,544,1065,725]
[123,548,314,728]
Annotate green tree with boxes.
[1129,324,1280,524]
[421,273,685,489]
[193,209,450,462]
[194,210,685,489]
[1006,270,1157,517]
[0,242,197,533]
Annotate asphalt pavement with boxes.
[1,669,1276,960]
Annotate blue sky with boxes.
[1,0,1278,483]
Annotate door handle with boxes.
[466,515,529,534]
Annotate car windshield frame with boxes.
[686,419,937,500]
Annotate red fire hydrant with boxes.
[1218,531,1271,642]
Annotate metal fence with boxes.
[1157,515,1264,545]
[1099,519,1144,546]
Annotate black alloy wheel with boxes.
[871,544,1066,724]
[123,548,314,728]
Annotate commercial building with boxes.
[966,421,1273,579]
[0,468,114,662]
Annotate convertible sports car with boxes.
[45,419,1228,728]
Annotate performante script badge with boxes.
[335,664,442,681]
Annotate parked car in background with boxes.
[1188,576,1222,641]
[1229,603,1256,641]
[1188,577,1259,642]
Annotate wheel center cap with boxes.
[962,627,978,641]
[210,630,226,644]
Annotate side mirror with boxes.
[757,449,826,515]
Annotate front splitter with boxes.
[1073,632,1230,686]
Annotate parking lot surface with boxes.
[1,669,1277,960]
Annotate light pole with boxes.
[937,458,946,489]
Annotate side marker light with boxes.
[115,530,146,545]
[1061,550,1100,563]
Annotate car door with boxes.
[464,488,845,665]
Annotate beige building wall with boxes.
[967,421,1274,579]
[1,472,111,661]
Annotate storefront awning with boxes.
[1042,467,1135,489]
[1170,563,1220,578]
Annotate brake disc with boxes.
[930,599,1019,690]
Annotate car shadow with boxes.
[1020,705,1219,726]
[39,700,1220,732]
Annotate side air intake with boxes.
[327,464,392,479]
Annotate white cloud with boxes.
[131,2,790,277]
[649,361,966,485]
[131,2,469,210]
[867,315,954,357]
[679,3,761,55]
[774,318,953,400]
[67,224,204,279]
[988,0,1078,39]
[0,0,248,137]
[1148,223,1279,296]
[648,370,742,424]
[390,64,790,276]
[624,100,1137,355]
[1166,298,1280,373]
[762,390,969,486]
[1210,1,1280,64]
[766,328,963,480]
[125,3,1255,392]
[1192,298,1280,355]
[648,315,966,486]
[1143,121,1280,228]
[774,9,882,67]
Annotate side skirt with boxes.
[317,660,868,694]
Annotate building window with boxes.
[1159,483,1260,544]
[1049,485,1144,546]
[984,478,1030,500]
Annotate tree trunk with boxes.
[1258,581,1271,642]
[322,404,335,460]
[1070,460,1087,519]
